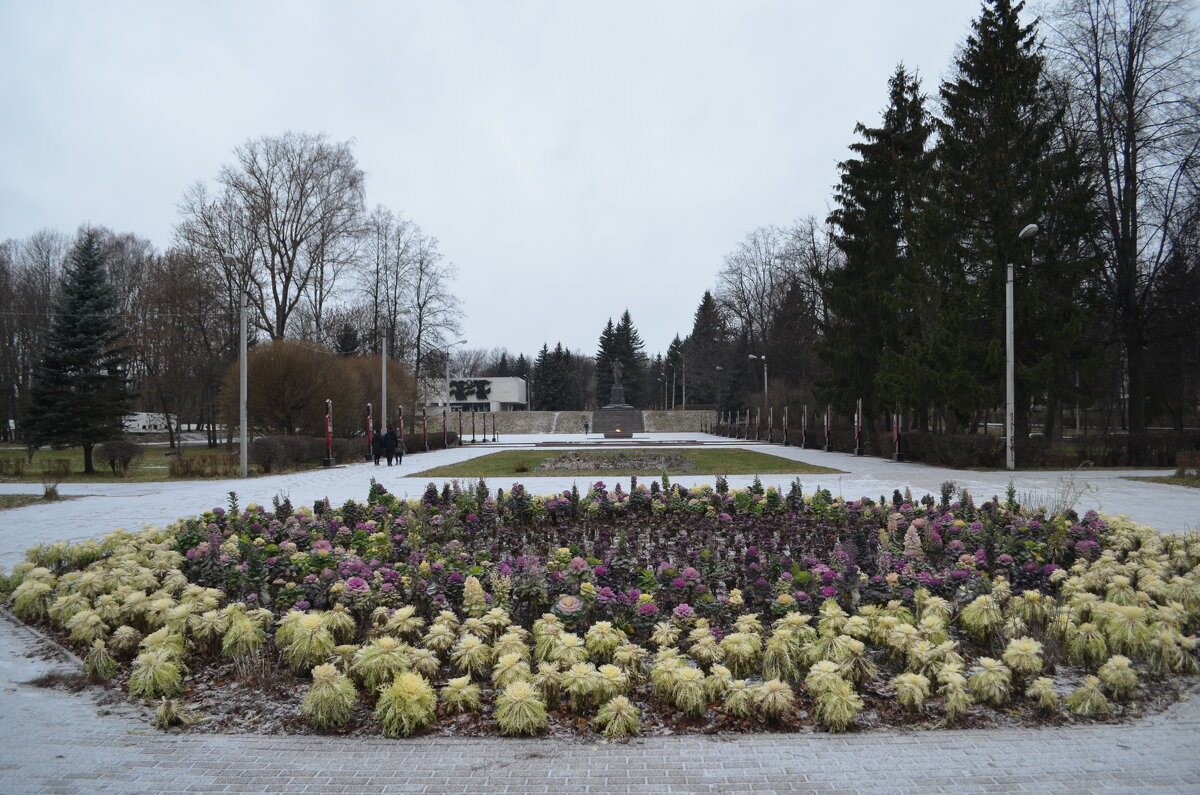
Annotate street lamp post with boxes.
[381,309,412,434]
[667,363,675,409]
[748,354,767,407]
[1006,222,1040,471]
[679,353,686,410]
[441,339,468,413]
[223,255,248,478]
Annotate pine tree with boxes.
[594,319,617,406]
[683,291,729,406]
[334,323,359,356]
[531,344,552,411]
[820,64,934,423]
[931,0,1100,436]
[26,229,135,473]
[613,310,647,407]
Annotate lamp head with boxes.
[1018,223,1039,240]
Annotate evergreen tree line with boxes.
[679,0,1200,439]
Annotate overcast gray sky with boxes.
[1,0,986,360]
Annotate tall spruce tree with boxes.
[932,0,1100,436]
[613,310,647,407]
[26,229,134,473]
[683,290,729,406]
[594,319,617,406]
[821,65,934,423]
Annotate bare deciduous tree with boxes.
[1045,0,1200,431]
[714,225,792,348]
[177,131,366,340]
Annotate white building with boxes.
[429,376,527,412]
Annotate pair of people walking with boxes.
[372,425,403,466]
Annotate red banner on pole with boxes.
[324,399,334,464]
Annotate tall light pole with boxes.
[223,255,248,478]
[1007,223,1040,471]
[679,352,687,410]
[381,309,412,431]
[667,363,675,409]
[748,354,767,407]
[442,339,468,412]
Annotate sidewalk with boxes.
[1,434,1198,793]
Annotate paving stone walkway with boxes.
[1,434,1198,793]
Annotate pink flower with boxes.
[673,603,695,620]
[345,576,370,594]
[555,595,585,616]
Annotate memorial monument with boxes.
[591,360,645,438]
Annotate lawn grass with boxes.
[411,449,843,479]
[0,494,44,510]
[1127,474,1200,489]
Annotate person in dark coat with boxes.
[383,425,399,465]
[372,429,384,465]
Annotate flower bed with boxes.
[4,476,1198,737]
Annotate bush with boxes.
[401,431,460,453]
[41,459,70,477]
[168,454,239,478]
[901,432,1005,468]
[96,440,143,476]
[0,458,25,476]
[251,437,286,473]
[1178,451,1200,477]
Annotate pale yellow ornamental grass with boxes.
[805,660,844,695]
[450,633,493,678]
[1066,675,1112,716]
[532,661,563,710]
[668,666,708,717]
[1067,622,1109,667]
[383,605,426,640]
[561,661,599,711]
[891,672,930,712]
[1001,637,1044,679]
[689,634,724,670]
[585,621,625,662]
[421,623,457,654]
[301,664,358,730]
[815,679,862,732]
[967,658,1012,706]
[1097,655,1138,702]
[84,639,118,683]
[1025,677,1059,714]
[495,680,548,736]
[279,614,335,674]
[722,679,755,718]
[439,675,481,715]
[128,649,182,701]
[593,664,629,702]
[374,672,436,738]
[720,632,762,678]
[753,678,795,721]
[704,664,733,701]
[593,695,640,738]
[354,636,411,692]
[960,594,1004,642]
[491,652,531,689]
[406,647,441,679]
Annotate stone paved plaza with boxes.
[2,434,1198,793]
